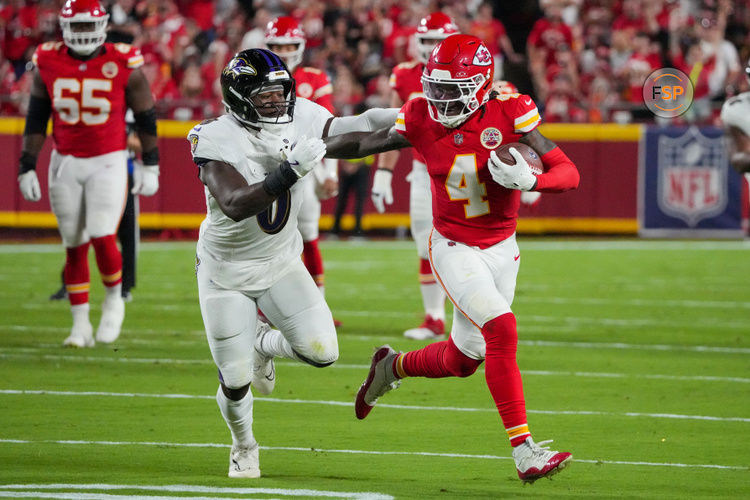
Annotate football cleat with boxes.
[251,321,276,395]
[49,285,68,301]
[95,295,125,344]
[228,442,261,478]
[355,345,401,419]
[512,437,572,484]
[403,316,445,340]
[63,322,94,348]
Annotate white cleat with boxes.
[512,437,572,484]
[251,321,276,395]
[63,323,95,348]
[95,296,125,344]
[228,443,261,478]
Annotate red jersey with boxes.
[33,41,144,158]
[396,94,542,248]
[389,60,427,164]
[293,66,334,113]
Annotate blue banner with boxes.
[639,125,744,237]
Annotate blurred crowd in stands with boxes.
[2,0,749,125]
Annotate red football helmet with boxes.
[421,34,494,128]
[59,0,109,56]
[415,12,459,64]
[265,16,306,71]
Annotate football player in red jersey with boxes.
[325,35,578,483]
[265,16,341,325]
[374,12,459,341]
[16,0,159,348]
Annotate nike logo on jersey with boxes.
[514,254,520,261]
[193,126,202,131]
[524,98,532,105]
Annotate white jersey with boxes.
[187,98,332,290]
[720,91,750,137]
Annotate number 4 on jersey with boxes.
[445,154,490,218]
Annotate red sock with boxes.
[397,338,482,379]
[91,234,122,288]
[482,313,530,446]
[418,258,434,285]
[64,243,90,306]
[302,239,324,287]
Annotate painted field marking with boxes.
[1,350,748,384]
[0,440,745,471]
[0,483,393,499]
[1,389,748,423]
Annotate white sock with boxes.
[104,283,122,303]
[256,328,296,360]
[71,303,91,328]
[420,282,446,320]
[216,385,256,448]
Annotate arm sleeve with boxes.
[327,108,399,135]
[535,147,580,192]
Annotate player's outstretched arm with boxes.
[324,125,410,159]
[725,126,750,174]
[519,129,580,192]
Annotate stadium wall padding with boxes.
[0,118,641,234]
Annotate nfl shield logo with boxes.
[657,127,727,227]
[454,133,463,145]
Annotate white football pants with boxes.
[48,149,128,247]
[429,229,520,360]
[197,253,337,389]
[408,160,433,259]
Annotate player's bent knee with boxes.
[292,346,338,368]
[445,340,482,377]
[217,360,252,390]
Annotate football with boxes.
[494,142,544,175]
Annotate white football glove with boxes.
[286,135,326,178]
[131,164,160,196]
[18,170,42,202]
[371,169,393,213]
[247,128,292,163]
[520,190,542,206]
[488,148,537,191]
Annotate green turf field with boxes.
[0,238,748,499]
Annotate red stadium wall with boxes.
[0,119,641,234]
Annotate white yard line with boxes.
[0,440,744,471]
[1,389,748,423]
[1,351,749,383]
[0,484,393,500]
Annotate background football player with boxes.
[324,34,578,484]
[720,59,750,221]
[17,0,159,347]
[189,48,397,478]
[373,12,459,341]
[264,16,341,325]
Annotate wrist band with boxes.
[262,161,299,197]
[18,151,37,175]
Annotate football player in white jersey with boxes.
[187,48,397,478]
[720,60,750,216]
